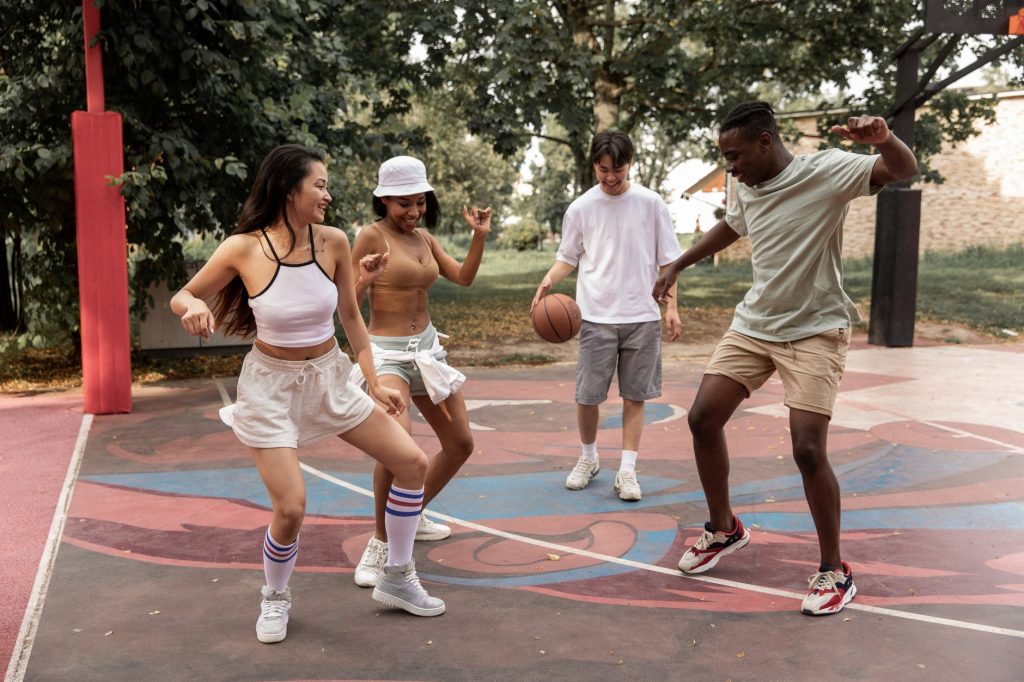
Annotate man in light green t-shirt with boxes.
[653,101,918,616]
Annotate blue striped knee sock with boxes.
[384,485,423,566]
[263,528,298,592]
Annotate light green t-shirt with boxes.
[725,148,879,342]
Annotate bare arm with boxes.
[433,206,492,286]
[831,115,918,186]
[350,226,389,306]
[531,260,577,310]
[659,263,682,342]
[332,230,404,415]
[651,221,740,302]
[170,237,246,339]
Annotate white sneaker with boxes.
[416,513,452,541]
[565,456,600,490]
[372,560,446,617]
[256,585,291,643]
[614,469,642,501]
[354,537,387,588]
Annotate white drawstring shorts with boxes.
[219,341,375,449]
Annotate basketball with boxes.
[531,293,582,343]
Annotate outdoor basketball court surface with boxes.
[5,340,1024,681]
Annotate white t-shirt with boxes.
[557,183,682,324]
[725,148,879,341]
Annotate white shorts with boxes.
[220,342,375,449]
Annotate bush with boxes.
[497,217,546,251]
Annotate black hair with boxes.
[589,130,634,167]
[213,144,325,338]
[720,101,780,141]
[372,192,440,230]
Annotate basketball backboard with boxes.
[925,0,1024,34]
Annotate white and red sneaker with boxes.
[677,516,750,574]
[801,561,857,616]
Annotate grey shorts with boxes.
[576,320,662,404]
[369,323,450,397]
[222,342,375,449]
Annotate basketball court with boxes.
[4,337,1023,681]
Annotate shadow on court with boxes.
[11,341,1024,681]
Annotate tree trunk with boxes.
[0,219,20,332]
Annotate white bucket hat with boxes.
[373,156,434,197]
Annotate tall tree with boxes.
[0,0,447,347]
[430,1,1020,189]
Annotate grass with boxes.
[2,242,1021,392]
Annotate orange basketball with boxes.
[531,293,582,343]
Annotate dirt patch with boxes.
[450,307,1021,368]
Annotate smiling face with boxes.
[594,154,630,196]
[289,160,331,224]
[718,128,774,186]
[381,193,427,232]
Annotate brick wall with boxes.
[719,92,1024,261]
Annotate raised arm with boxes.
[652,221,740,302]
[831,115,918,187]
[432,206,492,286]
[350,226,390,306]
[333,230,404,416]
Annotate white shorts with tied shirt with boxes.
[220,342,375,449]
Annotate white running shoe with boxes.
[372,560,446,616]
[565,456,600,490]
[416,513,452,541]
[354,537,387,588]
[614,470,642,501]
[256,585,291,643]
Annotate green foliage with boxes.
[1,0,449,343]
[497,216,546,251]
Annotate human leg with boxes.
[614,321,662,500]
[687,375,748,532]
[568,322,617,490]
[250,447,306,643]
[789,408,842,569]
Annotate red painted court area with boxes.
[4,343,1024,681]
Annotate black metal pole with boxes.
[869,47,922,347]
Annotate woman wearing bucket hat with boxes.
[171,145,447,643]
[348,155,492,587]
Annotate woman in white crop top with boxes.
[347,155,492,587]
[171,145,446,644]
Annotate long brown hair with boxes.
[212,144,326,338]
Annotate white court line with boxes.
[841,398,1024,455]
[299,461,1024,640]
[213,378,232,408]
[5,414,94,682]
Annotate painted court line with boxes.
[5,414,94,682]
[298,462,1024,640]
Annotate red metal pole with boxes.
[72,0,132,413]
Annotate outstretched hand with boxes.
[831,115,892,146]
[652,268,679,304]
[462,205,493,235]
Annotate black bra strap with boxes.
[261,228,281,262]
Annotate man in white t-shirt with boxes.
[653,101,918,615]
[533,131,683,501]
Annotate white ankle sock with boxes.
[263,528,298,592]
[619,450,638,472]
[385,485,424,566]
[580,442,598,462]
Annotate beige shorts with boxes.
[705,328,850,417]
[221,342,375,449]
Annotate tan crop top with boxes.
[370,225,439,290]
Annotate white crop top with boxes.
[248,224,337,347]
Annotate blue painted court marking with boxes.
[600,402,680,428]
[422,528,678,588]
